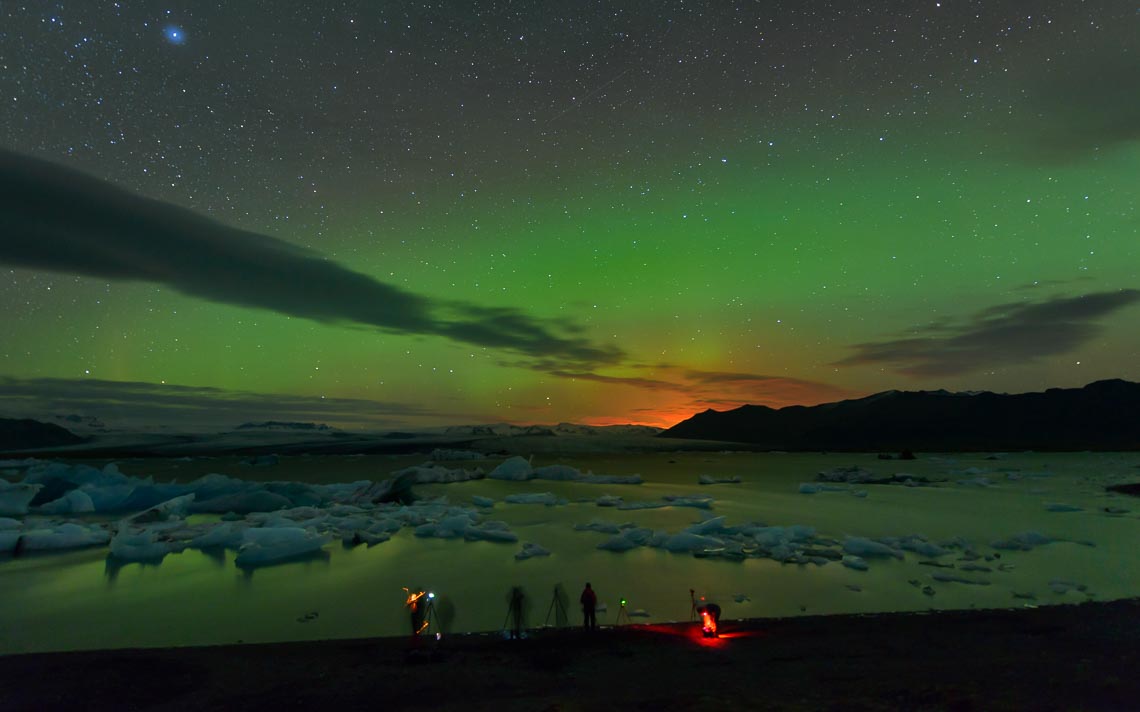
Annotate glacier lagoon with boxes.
[1,450,1138,654]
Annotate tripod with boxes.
[615,598,631,626]
[502,586,526,639]
[545,584,568,627]
[690,589,698,621]
[423,597,442,639]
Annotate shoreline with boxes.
[3,598,1137,710]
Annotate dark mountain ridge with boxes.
[660,379,1140,451]
[0,418,87,451]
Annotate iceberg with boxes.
[234,526,330,568]
[515,542,550,560]
[0,481,43,516]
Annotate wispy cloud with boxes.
[836,289,1140,376]
[1017,55,1140,163]
[529,361,854,417]
[0,150,622,368]
[0,376,452,430]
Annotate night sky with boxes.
[1,1,1137,430]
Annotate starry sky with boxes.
[1,1,1137,431]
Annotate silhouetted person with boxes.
[580,582,597,631]
[405,587,427,636]
[508,586,526,639]
[697,601,721,637]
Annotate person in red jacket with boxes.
[580,582,597,631]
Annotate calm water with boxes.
[2,451,1137,653]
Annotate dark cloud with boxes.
[1018,56,1140,163]
[0,376,448,430]
[0,150,622,368]
[836,289,1140,377]
[528,361,852,409]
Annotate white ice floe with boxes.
[843,537,903,559]
[488,457,642,484]
[391,465,485,484]
[597,527,655,552]
[842,555,869,571]
[1048,579,1088,594]
[699,475,741,485]
[798,483,847,494]
[515,542,550,560]
[817,466,875,483]
[17,522,110,552]
[0,481,43,516]
[658,532,725,553]
[504,492,566,506]
[429,448,486,461]
[991,531,1053,551]
[595,495,622,507]
[930,572,990,585]
[573,519,623,534]
[109,526,179,563]
[234,526,329,567]
[1044,503,1083,512]
[472,495,495,508]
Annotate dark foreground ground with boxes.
[3,599,1138,711]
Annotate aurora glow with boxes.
[1,2,1137,430]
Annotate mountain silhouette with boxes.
[660,380,1140,451]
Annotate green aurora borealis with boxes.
[1,2,1137,429]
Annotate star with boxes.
[163,25,185,44]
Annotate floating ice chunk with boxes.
[992,531,1052,551]
[80,483,136,512]
[1044,503,1083,513]
[464,520,518,543]
[415,513,477,538]
[657,532,725,554]
[616,501,666,510]
[629,609,651,618]
[578,473,643,485]
[472,496,495,508]
[842,555,869,571]
[488,456,535,481]
[19,522,110,551]
[843,537,903,559]
[190,522,249,549]
[191,490,291,514]
[661,495,713,509]
[234,526,329,567]
[109,527,176,563]
[1048,579,1088,594]
[392,465,485,484]
[597,527,654,552]
[699,475,741,485]
[240,454,279,467]
[595,495,622,507]
[515,542,550,560]
[0,517,20,530]
[429,448,485,461]
[818,466,875,483]
[122,494,195,525]
[733,594,751,603]
[504,492,566,506]
[0,530,20,553]
[956,477,992,487]
[931,572,990,585]
[799,483,847,494]
[534,465,581,481]
[0,481,42,516]
[684,516,728,536]
[574,519,622,535]
[38,487,95,514]
[895,536,948,558]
